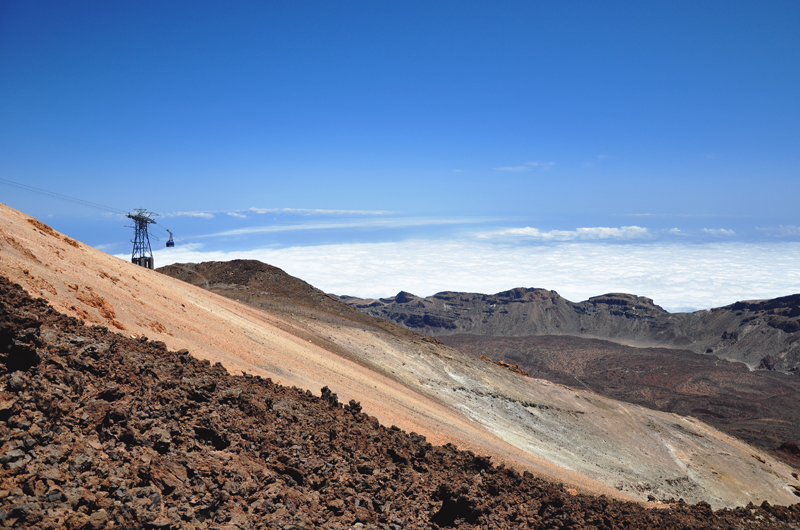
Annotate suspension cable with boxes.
[0,178,128,215]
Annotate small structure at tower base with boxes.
[131,256,154,269]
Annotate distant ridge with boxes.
[341,288,800,372]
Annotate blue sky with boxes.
[1,2,799,310]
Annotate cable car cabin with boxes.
[166,230,175,248]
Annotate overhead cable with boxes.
[0,177,128,215]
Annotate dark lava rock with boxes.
[1,275,799,529]
[760,355,778,371]
[344,284,800,374]
[779,442,800,456]
[394,291,416,304]
[405,314,456,329]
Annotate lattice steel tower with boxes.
[127,209,157,269]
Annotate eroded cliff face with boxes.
[342,288,800,372]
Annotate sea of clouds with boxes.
[148,239,800,313]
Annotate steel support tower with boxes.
[127,209,157,269]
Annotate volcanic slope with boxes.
[5,278,800,529]
[0,204,798,508]
[159,261,800,461]
[341,288,800,372]
[159,260,800,508]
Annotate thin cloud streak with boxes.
[152,240,800,313]
[702,228,736,236]
[164,211,215,219]
[164,207,396,219]
[493,165,531,172]
[625,213,738,218]
[477,226,650,241]
[194,216,497,238]
[247,207,396,215]
[756,225,800,237]
[494,161,556,172]
[526,161,556,170]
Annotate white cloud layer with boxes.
[147,240,800,313]
[478,226,650,241]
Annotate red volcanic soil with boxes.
[443,334,800,468]
[3,278,800,528]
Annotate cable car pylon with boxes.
[126,209,157,269]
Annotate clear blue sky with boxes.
[2,2,799,308]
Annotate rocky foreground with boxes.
[2,276,800,529]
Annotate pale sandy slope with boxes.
[1,203,798,509]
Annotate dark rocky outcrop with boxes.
[3,276,800,528]
[393,291,416,304]
[156,261,420,343]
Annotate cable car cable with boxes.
[0,178,128,215]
